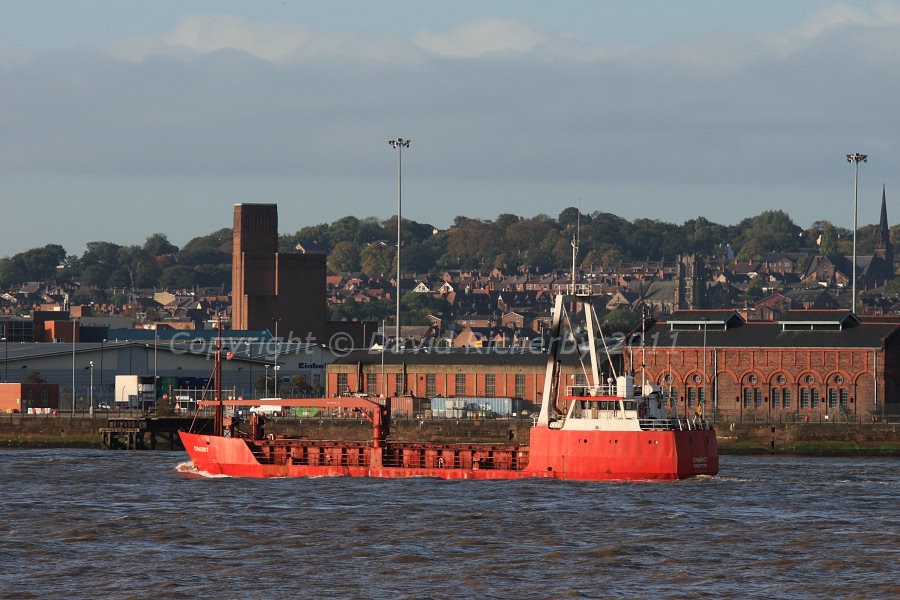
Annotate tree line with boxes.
[286,209,894,276]
[1,209,896,296]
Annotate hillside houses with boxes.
[3,240,899,348]
[320,245,900,346]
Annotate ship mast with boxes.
[538,294,565,426]
[570,205,579,294]
[213,317,224,436]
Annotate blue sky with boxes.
[1,1,898,257]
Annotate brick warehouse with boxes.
[326,310,900,421]
[326,349,618,412]
[623,310,900,420]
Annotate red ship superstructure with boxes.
[180,288,718,480]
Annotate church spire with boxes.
[874,184,894,273]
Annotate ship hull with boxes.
[179,426,718,480]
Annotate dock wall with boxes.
[1,416,899,455]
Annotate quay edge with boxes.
[1,417,899,456]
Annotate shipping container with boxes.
[430,397,520,417]
[446,398,468,409]
[388,396,420,418]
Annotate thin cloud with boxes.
[104,14,642,65]
[101,6,900,72]
[412,18,549,58]
[2,4,899,258]
[106,13,419,64]
[765,2,900,56]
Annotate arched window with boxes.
[770,374,790,409]
[742,373,762,409]
[798,374,820,410]
[828,374,849,410]
[686,373,705,409]
[657,374,677,410]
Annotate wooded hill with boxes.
[1,208,895,301]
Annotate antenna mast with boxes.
[570,199,580,294]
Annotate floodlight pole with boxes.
[388,138,410,350]
[847,153,868,313]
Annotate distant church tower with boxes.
[873,185,894,274]
[675,254,706,309]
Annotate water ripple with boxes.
[0,450,898,599]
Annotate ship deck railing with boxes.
[245,437,528,471]
[639,417,714,431]
[381,445,528,471]
[565,385,619,397]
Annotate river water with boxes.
[1,450,897,600]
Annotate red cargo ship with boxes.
[180,290,718,480]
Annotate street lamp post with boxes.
[100,339,106,408]
[388,138,410,350]
[702,318,708,421]
[381,319,386,397]
[847,153,868,313]
[2,336,7,383]
[89,361,94,418]
[71,317,77,417]
[265,364,271,398]
[272,318,281,397]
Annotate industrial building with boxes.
[231,203,327,341]
[0,336,333,411]
[326,347,622,415]
[325,309,900,421]
[622,310,900,420]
